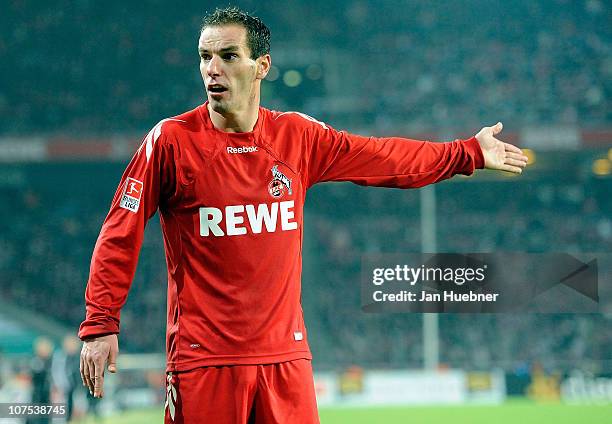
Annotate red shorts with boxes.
[164,359,320,424]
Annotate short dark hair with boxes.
[201,7,271,60]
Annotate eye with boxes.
[200,53,211,61]
[223,53,238,61]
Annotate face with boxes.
[198,25,270,115]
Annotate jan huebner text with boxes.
[372,290,499,302]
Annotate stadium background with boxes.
[0,0,610,422]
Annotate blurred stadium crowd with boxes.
[1,168,610,374]
[1,0,609,134]
[0,0,610,386]
[305,180,611,372]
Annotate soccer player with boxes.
[78,6,528,424]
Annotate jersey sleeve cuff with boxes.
[78,319,120,340]
[464,136,485,169]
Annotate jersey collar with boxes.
[199,102,266,143]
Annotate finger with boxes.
[506,151,529,162]
[503,142,523,155]
[108,346,118,373]
[88,357,97,394]
[504,157,527,167]
[80,345,87,386]
[93,369,104,398]
[82,357,93,394]
[491,121,503,135]
[91,353,106,398]
[79,356,87,387]
[500,164,523,174]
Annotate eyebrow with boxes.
[198,45,240,54]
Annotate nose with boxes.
[207,55,222,77]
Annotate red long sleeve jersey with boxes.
[79,103,484,371]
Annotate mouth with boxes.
[207,83,228,97]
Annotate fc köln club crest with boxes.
[268,165,292,198]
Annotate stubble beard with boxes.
[209,97,230,115]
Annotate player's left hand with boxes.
[475,122,528,174]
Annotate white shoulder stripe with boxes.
[138,118,186,162]
[273,111,328,130]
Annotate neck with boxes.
[208,93,260,133]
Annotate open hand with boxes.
[476,122,528,174]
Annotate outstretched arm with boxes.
[476,122,528,174]
[303,115,528,188]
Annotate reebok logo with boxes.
[227,146,258,154]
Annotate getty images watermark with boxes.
[372,263,498,303]
[361,253,604,313]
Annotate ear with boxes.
[255,54,272,80]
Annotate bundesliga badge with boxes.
[119,177,143,212]
[268,165,292,199]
